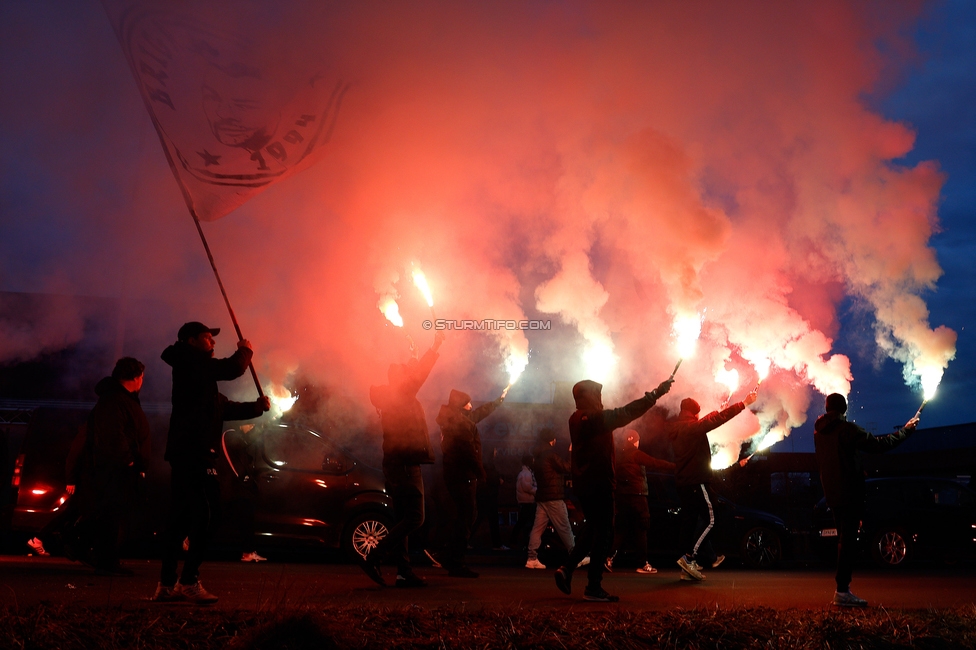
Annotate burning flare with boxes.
[412,267,435,308]
[266,384,298,416]
[672,312,703,359]
[378,296,404,327]
[583,340,617,383]
[504,350,528,395]
[715,367,739,407]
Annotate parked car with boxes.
[6,407,392,561]
[812,476,976,567]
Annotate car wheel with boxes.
[872,528,911,568]
[740,526,782,569]
[343,512,391,561]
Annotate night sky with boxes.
[1,1,973,457]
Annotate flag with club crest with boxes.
[101,0,346,221]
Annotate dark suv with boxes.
[5,407,392,561]
[813,476,976,567]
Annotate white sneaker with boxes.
[833,591,868,607]
[636,562,658,574]
[27,537,50,556]
[176,581,218,604]
[241,551,267,562]
[525,559,546,569]
[576,556,591,568]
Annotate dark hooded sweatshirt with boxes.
[369,348,439,466]
[533,442,571,503]
[616,446,674,496]
[161,341,264,468]
[814,411,914,509]
[436,389,502,485]
[569,382,664,496]
[669,403,746,487]
[89,376,152,473]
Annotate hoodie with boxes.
[161,340,264,467]
[814,411,914,509]
[669,402,746,487]
[436,389,502,484]
[569,380,665,495]
[88,376,152,473]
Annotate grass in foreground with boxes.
[2,604,975,649]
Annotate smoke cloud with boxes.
[0,0,956,463]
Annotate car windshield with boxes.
[262,426,353,474]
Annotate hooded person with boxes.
[434,388,504,577]
[814,392,918,608]
[668,391,756,581]
[554,376,673,602]
[152,322,270,604]
[606,429,675,575]
[525,428,576,570]
[360,330,445,588]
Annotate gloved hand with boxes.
[647,378,674,400]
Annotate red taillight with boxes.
[11,454,24,488]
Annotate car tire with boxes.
[872,527,912,568]
[740,526,782,569]
[343,512,391,562]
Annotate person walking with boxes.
[606,429,674,574]
[554,377,673,602]
[152,322,269,604]
[814,392,918,607]
[669,392,756,582]
[525,428,574,569]
[362,330,445,588]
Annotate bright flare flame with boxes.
[672,313,702,359]
[757,426,787,451]
[715,367,739,394]
[505,351,528,387]
[583,341,617,383]
[710,447,735,471]
[378,296,404,327]
[412,268,434,307]
[267,384,298,414]
[919,366,943,402]
[752,357,771,382]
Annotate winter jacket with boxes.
[669,402,745,488]
[437,390,502,485]
[814,411,914,509]
[89,376,152,473]
[515,465,537,504]
[569,386,664,495]
[533,443,571,502]
[161,341,265,468]
[369,348,439,466]
[615,446,674,496]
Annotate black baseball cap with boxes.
[178,321,220,342]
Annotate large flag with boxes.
[102,0,346,221]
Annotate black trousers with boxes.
[472,494,501,547]
[160,464,220,587]
[677,483,718,566]
[565,490,614,589]
[372,463,425,575]
[443,479,477,568]
[611,493,650,566]
[832,504,862,592]
[509,503,536,548]
[90,467,139,570]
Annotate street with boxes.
[2,555,973,611]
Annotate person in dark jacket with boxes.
[87,357,152,576]
[814,392,917,608]
[361,330,445,588]
[669,391,756,581]
[435,388,504,577]
[525,428,575,569]
[606,429,675,574]
[152,322,270,604]
[471,447,506,550]
[554,376,673,602]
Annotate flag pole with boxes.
[189,208,265,398]
[140,109,265,398]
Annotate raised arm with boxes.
[603,379,673,431]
